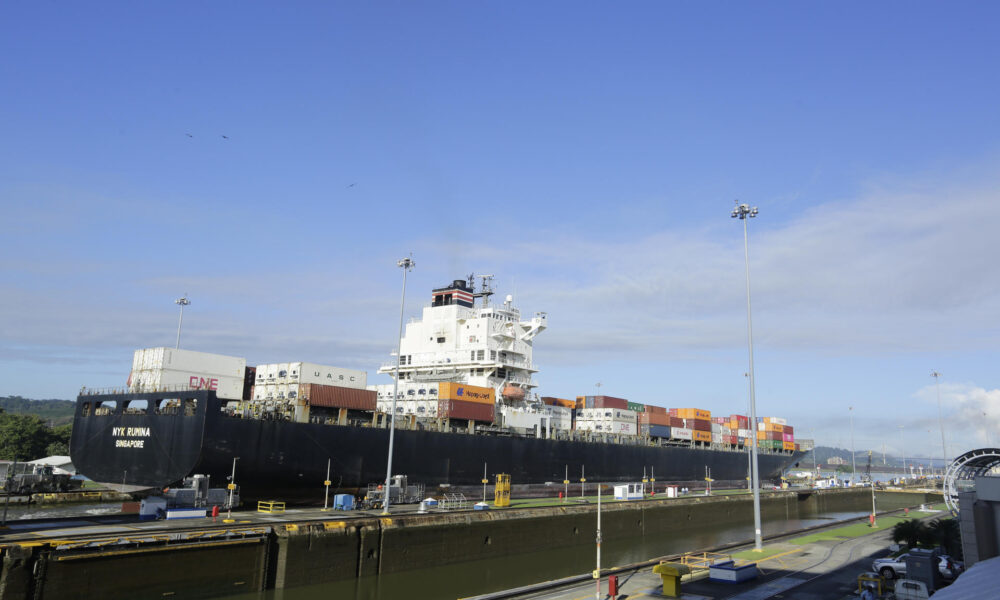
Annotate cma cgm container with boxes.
[439,383,495,405]
[298,384,375,410]
[438,399,495,422]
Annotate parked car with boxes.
[871,553,963,579]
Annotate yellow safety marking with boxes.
[380,518,392,526]
[735,547,803,566]
[323,521,347,530]
[284,524,298,532]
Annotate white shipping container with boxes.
[133,347,246,378]
[129,369,244,400]
[711,423,722,433]
[712,433,723,443]
[670,427,693,440]
[738,428,751,438]
[290,362,367,389]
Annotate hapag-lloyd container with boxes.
[128,369,244,400]
[439,382,495,405]
[132,347,246,378]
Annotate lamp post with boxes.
[898,425,906,479]
[850,406,856,484]
[931,371,948,465]
[731,201,763,551]
[382,256,415,515]
[174,295,190,349]
[227,457,239,519]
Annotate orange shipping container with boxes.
[541,396,575,409]
[692,430,712,442]
[782,441,795,451]
[677,408,711,420]
[438,382,495,405]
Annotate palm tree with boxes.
[927,518,962,558]
[892,519,926,549]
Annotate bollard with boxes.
[608,574,618,597]
[558,491,563,500]
[652,562,690,598]
[212,505,219,521]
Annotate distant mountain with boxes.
[0,396,75,426]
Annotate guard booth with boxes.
[614,483,643,500]
[494,473,511,507]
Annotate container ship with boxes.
[70,276,806,501]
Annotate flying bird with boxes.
[185,133,193,138]
[221,135,229,140]
[347,183,356,188]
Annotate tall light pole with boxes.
[175,295,190,349]
[931,371,948,466]
[732,201,763,551]
[382,256,415,515]
[849,406,856,484]
[227,456,239,519]
[898,425,906,479]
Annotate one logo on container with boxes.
[189,376,219,390]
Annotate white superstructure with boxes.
[376,275,547,400]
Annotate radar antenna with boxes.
[473,274,494,307]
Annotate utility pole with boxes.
[382,255,415,515]
[931,371,948,466]
[174,294,190,349]
[850,406,856,485]
[732,200,764,551]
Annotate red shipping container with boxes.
[639,412,671,426]
[438,399,495,422]
[712,417,727,424]
[669,416,684,428]
[767,430,782,441]
[580,395,628,410]
[646,405,667,415]
[784,425,794,435]
[730,414,750,427]
[684,418,712,432]
[299,384,376,411]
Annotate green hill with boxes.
[0,396,76,426]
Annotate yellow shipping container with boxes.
[766,422,784,432]
[677,408,711,420]
[438,382,495,405]
[692,430,712,442]
[782,441,795,451]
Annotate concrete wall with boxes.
[0,489,941,598]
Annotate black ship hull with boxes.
[71,391,804,502]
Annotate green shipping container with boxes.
[627,402,645,413]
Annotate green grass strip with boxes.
[790,516,910,545]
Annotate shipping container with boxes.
[712,417,727,424]
[668,416,684,428]
[692,430,712,443]
[438,382,495,405]
[128,369,245,400]
[541,397,576,409]
[626,401,645,413]
[684,418,712,432]
[132,347,246,378]
[253,362,367,390]
[670,427,693,440]
[759,417,787,425]
[577,395,629,410]
[782,441,795,451]
[298,384,376,411]
[645,405,667,415]
[640,424,671,438]
[730,414,750,427]
[437,399,495,422]
[639,412,670,427]
[711,423,722,433]
[784,425,794,435]
[711,433,723,444]
[676,408,711,420]
[782,433,794,443]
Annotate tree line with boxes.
[0,409,73,461]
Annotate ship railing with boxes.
[79,384,205,396]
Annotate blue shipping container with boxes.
[644,425,671,438]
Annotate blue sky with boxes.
[2,2,999,460]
